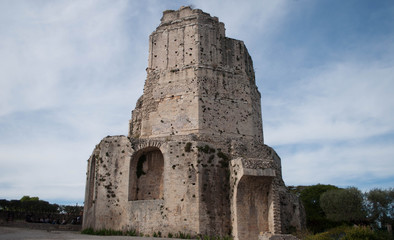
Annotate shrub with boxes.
[81,228,94,235]
[197,145,215,154]
[184,142,192,152]
[125,229,137,236]
[153,231,162,237]
[305,226,393,240]
[136,155,147,178]
[175,231,192,239]
[81,228,137,236]
[217,151,228,161]
[305,226,353,240]
[343,226,376,240]
[93,228,123,236]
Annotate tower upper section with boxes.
[149,7,225,71]
[129,6,264,144]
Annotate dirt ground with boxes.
[0,226,190,240]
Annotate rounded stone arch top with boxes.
[133,139,163,153]
[131,145,162,160]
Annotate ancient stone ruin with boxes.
[83,6,305,240]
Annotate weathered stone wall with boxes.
[83,137,233,236]
[229,146,284,240]
[196,37,263,144]
[279,186,306,234]
[84,6,305,239]
[129,6,263,145]
[83,136,132,231]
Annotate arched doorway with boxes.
[129,147,164,201]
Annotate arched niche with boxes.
[129,147,164,201]
[235,175,273,240]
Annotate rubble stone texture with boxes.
[83,6,305,240]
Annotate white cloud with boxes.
[266,59,394,189]
[194,0,289,42]
[0,0,146,117]
[0,0,393,204]
[282,141,394,190]
[264,60,394,145]
[0,139,90,203]
[0,0,148,202]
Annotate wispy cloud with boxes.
[264,43,394,190]
[265,60,394,145]
[194,0,288,43]
[0,1,133,115]
[0,1,393,203]
[0,0,150,202]
[281,140,394,190]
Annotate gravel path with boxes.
[0,226,192,240]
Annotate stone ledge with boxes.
[243,168,276,177]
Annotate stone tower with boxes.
[83,6,305,240]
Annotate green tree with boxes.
[19,196,59,213]
[320,187,366,224]
[9,200,21,211]
[0,199,9,210]
[20,196,39,202]
[366,188,394,229]
[20,196,39,212]
[299,184,340,233]
[63,205,83,215]
[287,185,308,197]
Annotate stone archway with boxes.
[129,147,164,201]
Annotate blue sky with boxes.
[0,0,393,205]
